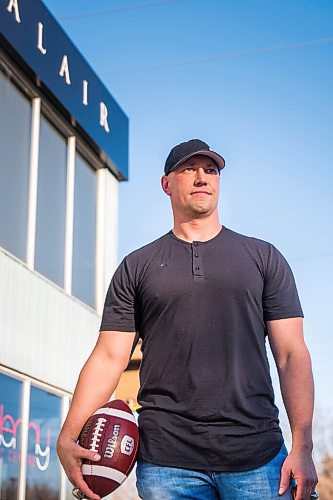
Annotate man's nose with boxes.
[194,168,207,184]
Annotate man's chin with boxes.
[188,205,212,216]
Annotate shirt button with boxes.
[193,242,198,247]
[194,254,199,258]
[195,266,200,271]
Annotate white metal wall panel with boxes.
[0,248,100,393]
[95,169,119,314]
[104,170,119,295]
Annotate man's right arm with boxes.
[56,330,136,500]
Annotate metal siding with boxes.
[0,248,100,393]
[104,170,119,293]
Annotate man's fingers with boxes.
[293,462,318,499]
[279,462,291,495]
[75,444,101,462]
[58,440,101,499]
[70,446,101,499]
[72,474,101,500]
[293,476,317,500]
[293,479,306,500]
[295,482,318,500]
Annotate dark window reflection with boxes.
[0,373,22,500]
[35,115,67,286]
[0,70,31,261]
[25,386,61,500]
[72,154,96,307]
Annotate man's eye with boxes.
[206,168,219,175]
[185,167,195,172]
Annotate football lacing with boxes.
[89,417,107,452]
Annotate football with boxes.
[79,400,139,498]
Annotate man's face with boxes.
[161,155,220,219]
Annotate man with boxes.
[57,139,318,500]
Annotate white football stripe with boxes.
[82,464,127,484]
[93,407,137,424]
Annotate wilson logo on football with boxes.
[104,424,121,458]
[121,435,134,456]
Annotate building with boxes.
[0,1,139,498]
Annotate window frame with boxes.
[0,366,71,500]
[0,50,105,311]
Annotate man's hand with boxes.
[279,449,318,499]
[57,435,101,500]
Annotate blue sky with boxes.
[43,0,333,439]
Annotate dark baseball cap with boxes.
[164,139,225,175]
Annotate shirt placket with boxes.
[192,241,204,278]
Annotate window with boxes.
[72,153,97,307]
[0,371,68,499]
[34,115,67,286]
[25,386,61,500]
[0,373,23,500]
[0,70,31,261]
[0,62,100,309]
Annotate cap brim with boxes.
[169,150,225,173]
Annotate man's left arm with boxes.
[267,317,318,499]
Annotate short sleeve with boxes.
[262,245,303,321]
[100,257,137,332]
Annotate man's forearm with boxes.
[58,330,136,442]
[59,352,127,441]
[277,345,314,450]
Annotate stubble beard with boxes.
[186,200,214,217]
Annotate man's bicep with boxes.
[93,330,137,367]
[100,257,137,333]
[267,317,305,365]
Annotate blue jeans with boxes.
[136,444,294,499]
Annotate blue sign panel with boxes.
[0,0,129,180]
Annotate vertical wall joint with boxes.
[26,97,41,268]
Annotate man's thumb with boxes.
[279,465,291,496]
[80,447,101,462]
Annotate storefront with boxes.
[0,1,136,498]
[0,370,66,499]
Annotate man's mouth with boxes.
[191,191,211,195]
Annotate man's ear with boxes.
[161,175,171,196]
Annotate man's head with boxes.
[161,139,225,221]
[164,139,225,176]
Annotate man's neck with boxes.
[172,216,222,243]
